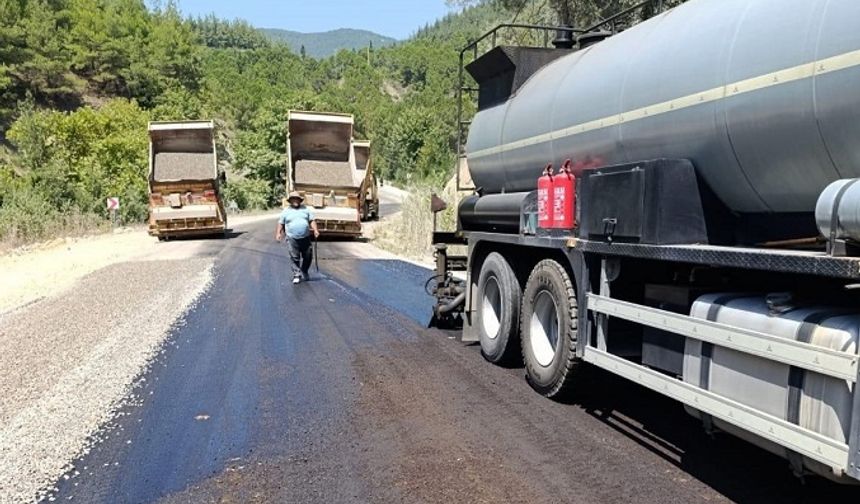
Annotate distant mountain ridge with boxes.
[261,28,397,58]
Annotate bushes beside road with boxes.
[1,99,149,246]
[220,177,272,211]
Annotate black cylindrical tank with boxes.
[466,0,860,216]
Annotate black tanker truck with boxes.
[430,0,860,483]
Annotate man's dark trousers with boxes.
[287,236,313,278]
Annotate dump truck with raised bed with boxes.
[430,0,860,484]
[286,111,363,237]
[147,121,226,239]
[353,140,379,221]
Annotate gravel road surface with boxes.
[15,218,854,504]
[0,212,277,315]
[0,259,213,503]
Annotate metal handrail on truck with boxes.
[453,1,677,192]
[454,23,584,191]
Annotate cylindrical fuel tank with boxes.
[459,192,529,233]
[685,293,860,482]
[815,179,860,242]
[466,0,860,215]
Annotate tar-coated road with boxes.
[54,219,860,503]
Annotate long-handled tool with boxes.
[313,235,319,273]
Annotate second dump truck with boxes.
[353,140,379,221]
[286,111,378,237]
[147,121,226,239]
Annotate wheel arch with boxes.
[467,237,588,355]
[468,239,582,292]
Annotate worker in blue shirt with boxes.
[275,191,320,284]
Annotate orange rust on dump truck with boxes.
[147,121,227,239]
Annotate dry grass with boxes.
[0,211,112,254]
[372,179,467,263]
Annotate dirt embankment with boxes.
[370,182,466,265]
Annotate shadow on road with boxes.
[548,364,860,503]
[223,229,246,239]
[315,235,368,243]
[155,229,246,242]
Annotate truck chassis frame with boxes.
[449,231,860,480]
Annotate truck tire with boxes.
[521,259,578,398]
[476,252,522,364]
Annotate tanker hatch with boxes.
[552,26,576,49]
[577,30,612,49]
[465,46,573,110]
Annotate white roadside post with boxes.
[106,197,120,230]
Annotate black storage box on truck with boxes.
[147,121,226,239]
[430,0,860,484]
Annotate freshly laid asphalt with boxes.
[52,220,860,503]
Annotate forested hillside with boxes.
[261,28,397,58]
[0,0,678,245]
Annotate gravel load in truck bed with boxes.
[295,160,357,187]
[153,152,215,181]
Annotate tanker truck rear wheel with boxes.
[521,259,578,398]
[476,252,521,364]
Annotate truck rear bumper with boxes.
[151,204,219,221]
[310,206,361,237]
[148,205,226,237]
[316,220,362,236]
[149,220,226,237]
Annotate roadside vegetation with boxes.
[0,0,679,247]
[373,180,466,262]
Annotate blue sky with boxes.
[176,0,456,40]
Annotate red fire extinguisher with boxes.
[552,159,576,229]
[537,163,554,229]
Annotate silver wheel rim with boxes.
[530,290,559,367]
[481,276,502,339]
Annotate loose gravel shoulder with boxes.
[0,212,278,315]
[0,258,214,503]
